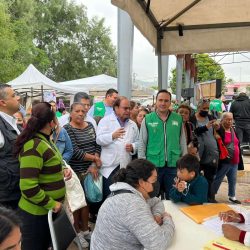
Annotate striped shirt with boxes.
[64,122,101,173]
[19,133,65,216]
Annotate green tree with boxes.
[34,0,117,81]
[170,54,225,93]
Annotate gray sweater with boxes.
[90,182,175,250]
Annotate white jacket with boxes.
[96,113,139,178]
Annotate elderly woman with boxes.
[190,98,219,202]
[213,112,243,204]
[64,102,101,248]
[14,102,71,250]
[91,159,175,250]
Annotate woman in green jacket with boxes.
[15,102,71,250]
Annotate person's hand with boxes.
[162,212,172,220]
[53,202,62,213]
[94,155,102,168]
[206,120,216,129]
[177,181,187,193]
[219,210,241,223]
[173,177,180,189]
[212,121,220,130]
[63,168,72,181]
[125,143,133,152]
[187,143,198,156]
[88,164,99,180]
[154,215,163,225]
[112,128,125,140]
[222,224,241,241]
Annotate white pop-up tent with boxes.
[8,64,89,97]
[112,0,250,55]
[60,74,117,91]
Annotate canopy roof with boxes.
[60,74,117,91]
[8,64,88,96]
[111,0,250,54]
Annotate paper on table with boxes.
[203,216,250,236]
[203,236,250,250]
[202,205,250,236]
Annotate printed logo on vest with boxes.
[172,120,179,126]
[96,107,104,111]
[148,122,158,127]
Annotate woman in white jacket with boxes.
[91,159,175,250]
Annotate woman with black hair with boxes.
[14,102,71,250]
[0,206,21,250]
[91,159,175,250]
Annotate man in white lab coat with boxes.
[96,96,139,199]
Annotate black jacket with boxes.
[0,116,21,202]
[230,95,250,125]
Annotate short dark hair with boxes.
[113,96,128,111]
[0,84,11,100]
[0,206,21,245]
[177,104,192,115]
[105,88,118,98]
[73,92,90,103]
[113,159,156,188]
[156,89,172,101]
[177,154,200,176]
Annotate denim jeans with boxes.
[213,163,238,197]
[157,165,177,200]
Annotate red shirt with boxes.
[224,130,239,164]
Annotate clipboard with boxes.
[180,203,232,224]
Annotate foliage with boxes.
[169,54,225,93]
[0,0,117,83]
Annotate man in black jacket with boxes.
[230,93,250,144]
[0,84,21,209]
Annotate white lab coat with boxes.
[96,113,139,178]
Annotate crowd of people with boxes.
[0,82,250,249]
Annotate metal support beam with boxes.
[117,9,134,99]
[162,55,169,89]
[176,55,184,103]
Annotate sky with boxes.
[79,0,250,83]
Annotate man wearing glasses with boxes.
[138,89,187,199]
[96,96,139,199]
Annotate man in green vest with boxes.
[88,88,118,124]
[138,89,187,199]
[209,94,225,119]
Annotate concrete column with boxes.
[176,55,184,103]
[162,55,169,89]
[117,9,134,99]
[185,69,191,88]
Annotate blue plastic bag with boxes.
[83,173,103,203]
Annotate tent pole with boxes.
[157,29,163,90]
[176,55,184,103]
[162,55,169,89]
[41,85,44,101]
[117,9,134,99]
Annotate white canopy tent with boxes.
[60,74,117,91]
[112,0,250,88]
[8,64,89,97]
[112,0,250,55]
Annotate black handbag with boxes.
[225,128,234,160]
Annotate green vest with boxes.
[145,112,182,167]
[209,99,222,112]
[94,101,106,117]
